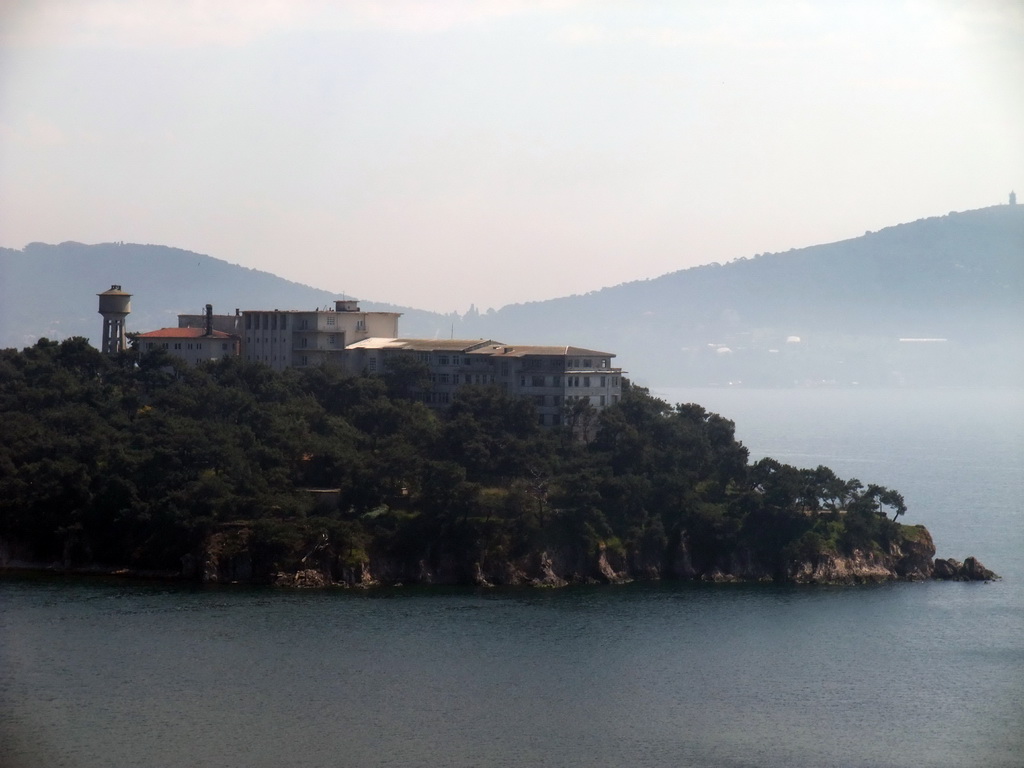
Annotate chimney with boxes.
[205,304,213,337]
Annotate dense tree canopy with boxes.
[0,338,913,582]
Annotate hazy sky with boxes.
[1,1,1021,313]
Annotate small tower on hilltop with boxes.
[1010,191,1017,205]
[97,284,131,354]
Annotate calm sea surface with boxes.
[2,389,1022,768]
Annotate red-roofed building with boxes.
[136,326,240,366]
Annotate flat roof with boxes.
[469,344,616,358]
[345,338,615,358]
[240,308,401,316]
[345,338,503,352]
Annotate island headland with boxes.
[0,338,996,587]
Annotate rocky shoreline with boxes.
[5,525,996,588]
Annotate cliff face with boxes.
[184,522,997,588]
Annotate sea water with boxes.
[1,389,1022,768]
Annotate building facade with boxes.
[241,301,401,372]
[178,308,243,336]
[136,327,240,366]
[344,339,624,425]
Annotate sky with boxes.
[1,0,1022,314]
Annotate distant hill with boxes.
[2,204,1021,386]
[452,204,1024,386]
[0,241,455,350]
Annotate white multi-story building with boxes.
[344,338,624,425]
[241,300,401,372]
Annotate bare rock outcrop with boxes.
[274,568,328,588]
[933,556,998,581]
[529,552,568,587]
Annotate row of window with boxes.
[517,375,620,388]
[434,355,474,367]
[244,314,369,332]
[429,373,496,385]
[245,314,289,331]
[415,391,452,405]
[566,358,610,370]
[245,334,345,347]
[145,341,228,352]
[328,317,367,331]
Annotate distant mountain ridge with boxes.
[452,204,1024,385]
[0,241,456,351]
[2,204,1021,385]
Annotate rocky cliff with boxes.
[182,523,997,588]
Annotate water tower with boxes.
[97,284,131,354]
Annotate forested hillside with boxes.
[1,338,949,586]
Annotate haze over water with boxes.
[2,388,1022,768]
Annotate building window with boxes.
[281,316,287,330]
[368,357,377,372]
[612,394,619,404]
[328,334,336,346]
[173,343,181,350]
[600,395,606,406]
[327,316,336,326]
[538,414,546,426]
[534,395,545,407]
[583,359,592,368]
[356,320,366,331]
[601,376,606,387]
[552,414,561,426]
[520,376,527,387]
[439,355,449,366]
[532,375,545,387]
[583,376,591,387]
[271,315,277,330]
[438,373,450,384]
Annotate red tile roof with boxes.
[136,327,235,339]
